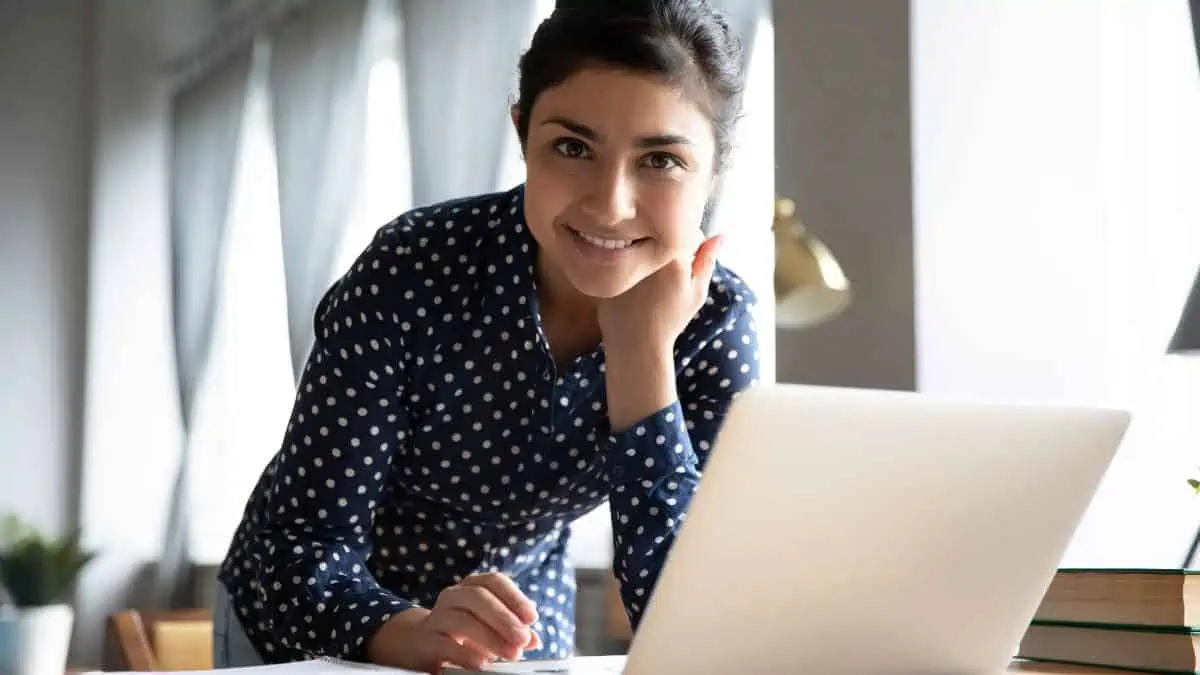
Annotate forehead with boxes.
[530,67,715,147]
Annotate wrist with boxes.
[604,347,677,433]
[365,607,428,664]
[603,335,674,368]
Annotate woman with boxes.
[213,0,760,671]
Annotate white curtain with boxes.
[159,47,253,607]
[401,0,536,205]
[707,0,775,385]
[268,0,373,377]
[1065,0,1200,567]
[912,0,1200,568]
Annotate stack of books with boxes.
[1018,568,1200,673]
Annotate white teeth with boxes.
[573,229,635,250]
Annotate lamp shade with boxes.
[1168,268,1200,354]
[773,198,852,329]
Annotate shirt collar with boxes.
[479,185,607,381]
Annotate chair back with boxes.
[106,609,212,671]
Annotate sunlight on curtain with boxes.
[913,0,1200,567]
[190,42,413,562]
[332,55,413,280]
[709,14,776,384]
[333,0,412,281]
[1064,0,1200,567]
[496,0,555,192]
[188,75,294,563]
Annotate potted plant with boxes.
[0,514,94,675]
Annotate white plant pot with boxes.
[0,604,75,675]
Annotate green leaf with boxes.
[0,514,94,607]
[1189,478,1200,493]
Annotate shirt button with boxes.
[611,465,626,481]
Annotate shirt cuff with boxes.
[326,585,417,661]
[603,401,697,486]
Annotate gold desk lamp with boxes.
[773,197,852,329]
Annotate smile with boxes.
[569,227,642,250]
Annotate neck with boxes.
[535,249,598,326]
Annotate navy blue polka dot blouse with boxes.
[217,185,761,663]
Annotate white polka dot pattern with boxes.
[216,185,761,664]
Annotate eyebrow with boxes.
[541,116,692,147]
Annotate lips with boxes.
[568,226,644,250]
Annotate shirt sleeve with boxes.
[600,292,762,632]
[250,226,416,660]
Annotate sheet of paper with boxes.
[86,657,424,675]
[448,655,627,674]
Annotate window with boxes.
[708,13,776,384]
[912,0,1200,567]
[188,71,294,563]
[1065,0,1200,567]
[190,31,416,562]
[333,6,412,281]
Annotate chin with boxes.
[563,271,639,299]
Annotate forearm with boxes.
[602,399,699,630]
[604,343,677,433]
[253,532,416,660]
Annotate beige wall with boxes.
[772,0,915,390]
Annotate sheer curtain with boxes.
[188,56,295,565]
[333,0,413,280]
[402,0,536,205]
[1064,0,1200,567]
[268,0,373,377]
[157,46,253,606]
[912,0,1200,567]
[708,6,776,385]
[189,2,412,565]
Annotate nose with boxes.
[579,164,636,226]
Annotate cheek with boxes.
[641,184,708,253]
[522,160,572,231]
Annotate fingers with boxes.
[438,585,531,650]
[435,574,538,656]
[461,572,539,625]
[428,606,524,662]
[426,632,493,672]
[690,234,723,282]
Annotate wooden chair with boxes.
[105,609,213,671]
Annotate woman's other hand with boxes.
[598,235,722,432]
[596,235,722,357]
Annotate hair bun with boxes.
[554,0,658,16]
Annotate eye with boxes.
[552,137,592,160]
[641,151,685,171]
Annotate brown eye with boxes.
[552,138,591,159]
[641,151,684,171]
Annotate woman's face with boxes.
[520,67,717,300]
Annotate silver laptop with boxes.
[457,383,1130,675]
